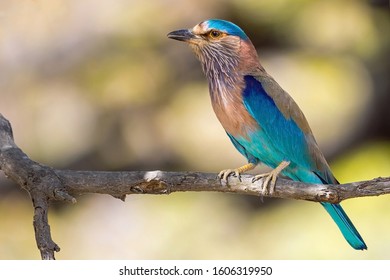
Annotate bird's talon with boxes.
[252,173,266,183]
[218,168,244,183]
[234,170,242,181]
[218,169,234,182]
[253,161,290,196]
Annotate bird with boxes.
[167,19,367,250]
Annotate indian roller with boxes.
[167,19,366,250]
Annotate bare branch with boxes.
[0,114,74,259]
[0,113,389,259]
[56,170,390,203]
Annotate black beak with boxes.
[167,29,195,42]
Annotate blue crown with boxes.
[205,19,248,40]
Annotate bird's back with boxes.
[250,71,338,184]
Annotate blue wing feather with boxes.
[237,75,314,180]
[226,132,259,165]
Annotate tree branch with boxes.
[1,113,389,259]
[57,170,390,203]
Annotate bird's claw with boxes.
[252,172,277,196]
[252,161,290,196]
[218,163,256,183]
[218,168,242,182]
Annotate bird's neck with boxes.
[204,39,262,106]
[205,63,258,140]
[197,51,242,106]
[206,68,243,107]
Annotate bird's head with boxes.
[167,19,260,80]
[167,19,248,46]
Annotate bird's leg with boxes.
[218,163,256,181]
[252,161,290,196]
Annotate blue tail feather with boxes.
[321,202,367,250]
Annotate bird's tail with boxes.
[321,202,367,250]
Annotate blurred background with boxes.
[0,0,389,259]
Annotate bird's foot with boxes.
[218,163,256,182]
[252,161,290,196]
[218,168,240,181]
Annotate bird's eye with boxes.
[209,30,222,39]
